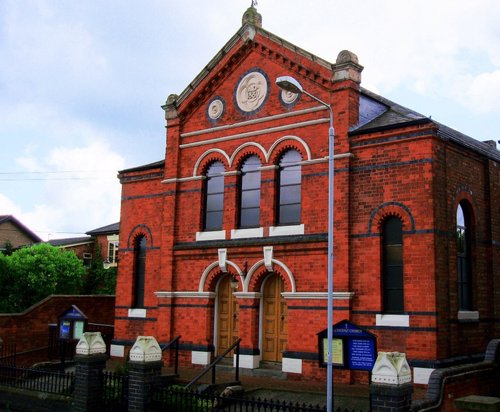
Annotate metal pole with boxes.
[326,110,335,412]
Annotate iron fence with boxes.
[151,386,335,412]
[102,369,128,411]
[0,364,74,395]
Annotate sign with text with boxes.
[317,320,377,371]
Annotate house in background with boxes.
[0,215,42,252]
[48,222,120,268]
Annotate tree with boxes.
[1,243,85,312]
[82,242,117,295]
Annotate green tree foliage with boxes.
[0,243,85,312]
[82,241,117,295]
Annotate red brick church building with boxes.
[111,6,500,384]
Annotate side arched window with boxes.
[133,235,146,308]
[239,155,261,228]
[203,161,225,231]
[456,202,473,311]
[382,217,404,314]
[277,150,302,225]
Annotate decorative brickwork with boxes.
[113,6,500,385]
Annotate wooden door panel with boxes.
[261,275,287,362]
[217,276,239,357]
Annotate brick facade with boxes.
[112,7,499,385]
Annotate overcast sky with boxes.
[1,0,499,241]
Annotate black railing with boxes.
[160,335,181,376]
[0,364,74,395]
[102,369,128,411]
[0,343,16,367]
[185,338,242,389]
[151,386,332,412]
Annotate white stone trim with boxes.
[282,358,302,374]
[269,224,304,237]
[375,314,410,327]
[413,367,434,385]
[162,176,204,184]
[230,227,264,239]
[196,230,226,241]
[155,291,216,299]
[110,344,125,358]
[128,308,147,318]
[236,354,260,369]
[281,291,355,300]
[233,292,262,299]
[192,351,211,365]
[457,311,479,321]
[181,106,325,138]
[180,119,328,149]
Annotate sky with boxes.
[1,0,500,241]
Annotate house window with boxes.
[108,240,119,264]
[457,202,472,311]
[277,150,302,225]
[382,216,404,314]
[203,161,225,231]
[239,155,261,228]
[133,236,146,308]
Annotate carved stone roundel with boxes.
[236,71,268,113]
[281,89,299,105]
[208,98,224,120]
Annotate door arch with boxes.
[216,275,239,357]
[261,274,287,362]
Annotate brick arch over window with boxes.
[199,260,246,292]
[126,224,154,248]
[244,259,296,293]
[193,149,230,177]
[368,202,415,235]
[230,142,267,167]
[268,135,311,163]
[452,187,476,227]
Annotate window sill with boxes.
[375,314,409,327]
[128,308,147,318]
[269,224,304,237]
[231,227,264,239]
[457,311,479,322]
[196,230,226,241]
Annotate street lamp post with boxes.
[276,76,335,412]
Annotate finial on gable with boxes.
[242,2,262,28]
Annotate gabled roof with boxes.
[48,236,93,247]
[0,215,42,243]
[86,222,120,236]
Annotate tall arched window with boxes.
[457,202,472,311]
[382,217,404,314]
[239,155,261,228]
[133,235,147,308]
[203,161,225,231]
[277,150,302,225]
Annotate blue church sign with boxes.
[317,320,377,372]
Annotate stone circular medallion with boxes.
[208,98,224,120]
[235,71,268,113]
[281,89,299,105]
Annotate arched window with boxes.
[239,155,261,228]
[203,161,225,231]
[133,235,146,308]
[457,202,472,311]
[382,217,404,314]
[277,150,302,225]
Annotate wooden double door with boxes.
[216,274,287,362]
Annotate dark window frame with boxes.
[133,235,146,308]
[238,155,262,229]
[382,216,404,314]
[276,150,302,226]
[456,202,473,311]
[203,161,225,231]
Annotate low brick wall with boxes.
[411,339,500,412]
